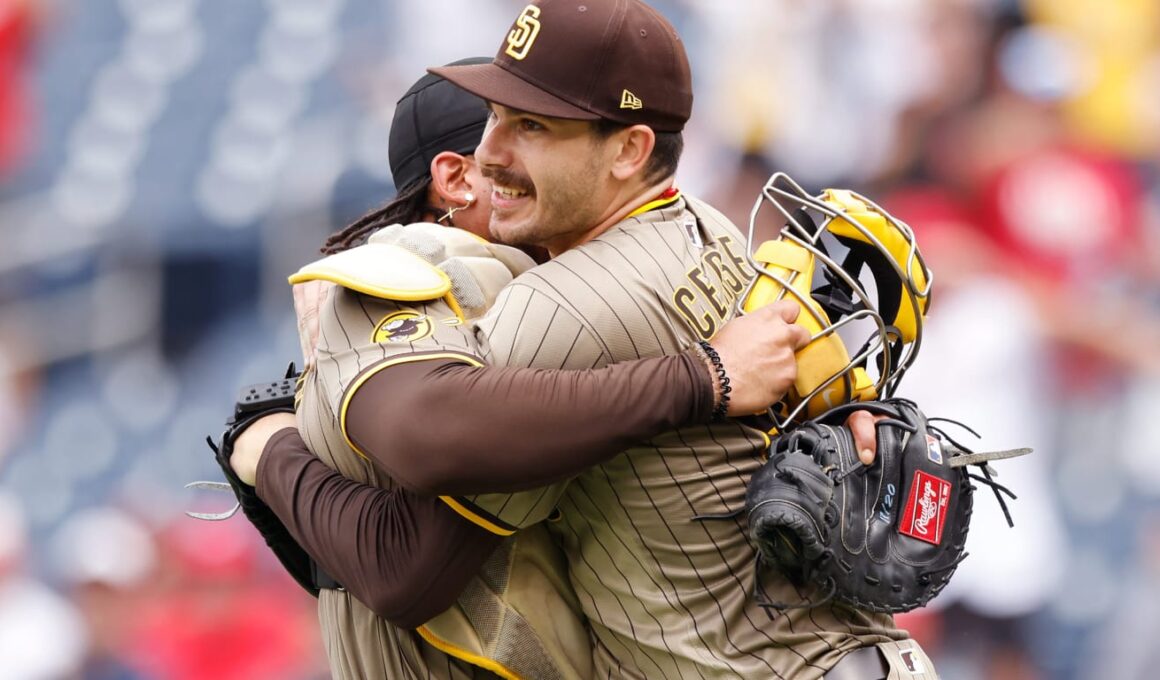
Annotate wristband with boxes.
[697,340,731,422]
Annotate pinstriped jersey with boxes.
[297,280,592,680]
[457,195,907,680]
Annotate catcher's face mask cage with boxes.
[740,172,933,429]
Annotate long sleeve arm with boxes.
[255,351,711,624]
[255,428,501,628]
[344,351,713,495]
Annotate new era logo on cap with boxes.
[620,90,643,110]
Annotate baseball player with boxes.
[412,1,934,677]
[227,58,826,679]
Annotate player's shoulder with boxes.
[289,241,451,303]
[293,241,468,349]
[682,194,735,229]
[608,193,743,241]
[669,194,745,244]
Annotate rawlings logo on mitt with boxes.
[745,398,1030,613]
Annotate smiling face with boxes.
[475,104,622,255]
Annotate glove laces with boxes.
[926,418,1018,528]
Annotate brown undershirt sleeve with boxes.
[254,351,711,623]
[255,427,502,628]
[345,351,715,496]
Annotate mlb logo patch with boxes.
[899,470,951,545]
[925,434,943,464]
[682,215,703,249]
[900,647,925,674]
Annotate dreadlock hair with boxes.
[321,178,442,254]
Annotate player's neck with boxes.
[546,177,677,257]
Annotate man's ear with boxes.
[429,151,474,204]
[609,125,656,181]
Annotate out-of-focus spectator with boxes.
[686,0,946,185]
[1022,0,1160,157]
[0,493,87,680]
[49,505,157,680]
[891,9,1160,379]
[122,517,324,680]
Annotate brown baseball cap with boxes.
[429,0,692,133]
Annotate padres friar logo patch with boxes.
[372,310,433,344]
[505,5,542,60]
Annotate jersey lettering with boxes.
[688,266,728,320]
[718,235,755,280]
[672,239,751,337]
[704,249,744,295]
[674,286,716,339]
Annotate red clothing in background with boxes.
[0,1,33,178]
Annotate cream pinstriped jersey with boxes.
[457,196,908,680]
[297,283,592,680]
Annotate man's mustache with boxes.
[482,168,535,195]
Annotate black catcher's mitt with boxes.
[201,364,322,597]
[745,398,1029,613]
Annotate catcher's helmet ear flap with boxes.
[740,173,933,428]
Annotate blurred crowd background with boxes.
[0,0,1157,678]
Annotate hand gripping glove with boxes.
[197,364,322,596]
[745,398,1029,613]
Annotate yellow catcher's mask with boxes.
[741,172,933,428]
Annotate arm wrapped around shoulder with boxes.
[745,398,1030,613]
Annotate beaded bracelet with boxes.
[697,340,731,422]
